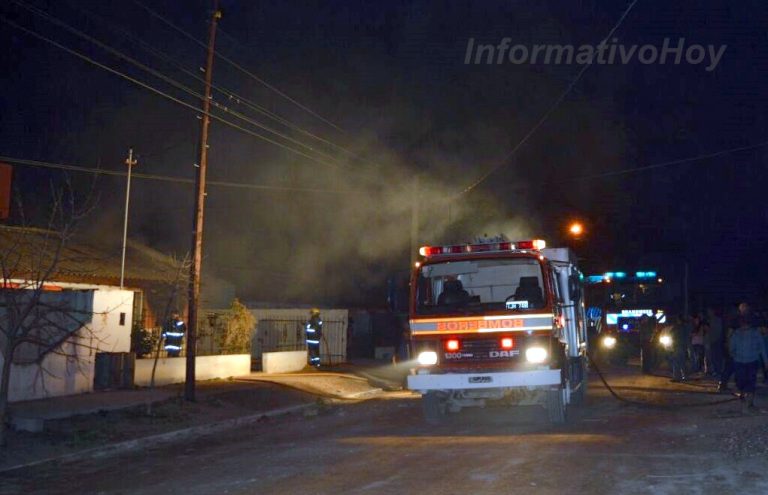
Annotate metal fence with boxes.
[253,317,347,368]
[139,309,348,368]
[138,310,238,359]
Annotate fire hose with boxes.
[585,350,739,408]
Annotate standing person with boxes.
[720,303,755,392]
[162,311,186,357]
[754,312,768,384]
[706,308,723,379]
[670,315,689,382]
[729,315,768,413]
[690,315,705,373]
[761,324,768,384]
[305,308,323,368]
[639,314,657,374]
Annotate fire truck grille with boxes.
[442,338,522,364]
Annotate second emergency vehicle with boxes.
[407,237,588,424]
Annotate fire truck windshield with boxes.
[589,281,665,309]
[415,258,547,316]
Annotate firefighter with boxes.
[305,308,323,367]
[162,311,186,357]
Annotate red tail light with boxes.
[445,339,460,351]
[501,337,514,349]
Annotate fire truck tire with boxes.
[546,387,567,424]
[422,392,446,425]
[571,359,588,406]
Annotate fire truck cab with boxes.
[407,237,588,424]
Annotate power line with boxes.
[11,0,344,167]
[6,137,760,199]
[457,0,640,197]
[562,140,768,183]
[484,140,768,192]
[1,16,343,169]
[0,155,365,195]
[67,0,363,161]
[131,0,347,134]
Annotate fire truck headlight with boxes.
[601,336,617,349]
[659,335,672,349]
[525,347,548,364]
[417,351,438,366]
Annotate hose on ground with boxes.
[585,351,739,409]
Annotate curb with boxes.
[0,402,313,474]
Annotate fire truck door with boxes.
[556,266,580,358]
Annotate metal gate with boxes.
[253,318,347,367]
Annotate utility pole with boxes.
[120,148,137,289]
[186,1,221,402]
[410,176,420,264]
[683,260,689,317]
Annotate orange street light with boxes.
[568,222,584,237]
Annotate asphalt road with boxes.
[3,370,768,495]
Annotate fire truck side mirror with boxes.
[569,275,581,301]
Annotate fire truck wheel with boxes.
[570,358,588,406]
[546,387,567,424]
[422,392,447,425]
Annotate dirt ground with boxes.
[0,380,312,471]
[2,366,767,495]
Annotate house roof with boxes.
[0,225,186,287]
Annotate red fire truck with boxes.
[407,237,588,424]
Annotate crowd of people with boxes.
[644,303,768,413]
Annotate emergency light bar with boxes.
[583,270,660,284]
[636,271,657,278]
[418,239,546,258]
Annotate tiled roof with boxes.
[0,225,186,286]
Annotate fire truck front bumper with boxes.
[407,369,561,393]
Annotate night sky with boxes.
[1,0,767,309]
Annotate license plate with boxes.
[469,376,492,384]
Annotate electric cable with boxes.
[563,141,768,183]
[130,0,346,134]
[65,0,363,160]
[457,0,640,197]
[0,16,344,170]
[0,156,366,195]
[10,0,345,167]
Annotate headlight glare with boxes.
[525,346,548,364]
[601,335,617,349]
[659,335,672,348]
[417,351,438,366]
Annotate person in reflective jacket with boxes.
[305,309,323,367]
[162,311,186,357]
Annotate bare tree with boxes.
[0,182,96,445]
[145,252,191,415]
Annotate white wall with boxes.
[134,354,251,386]
[262,350,308,373]
[3,285,134,402]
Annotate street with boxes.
[3,369,767,495]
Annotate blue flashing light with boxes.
[614,272,627,278]
[636,271,658,279]
[585,275,605,284]
[604,272,615,279]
